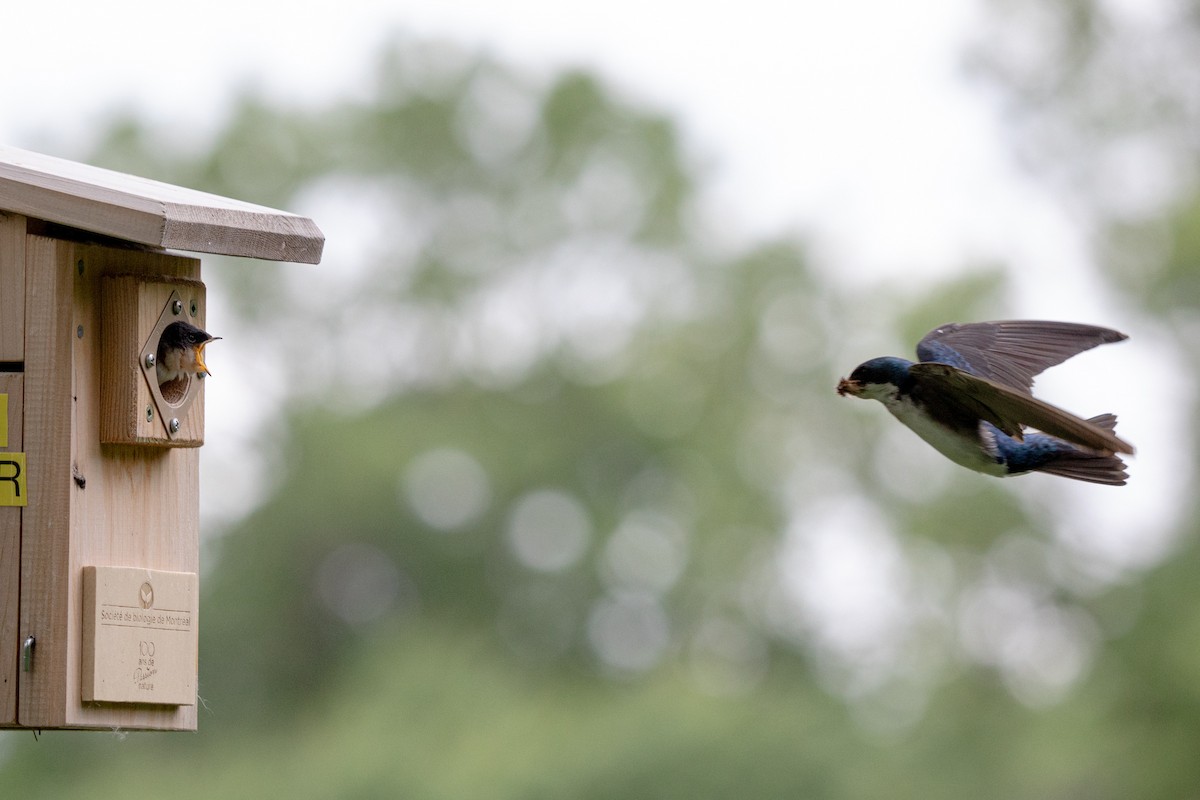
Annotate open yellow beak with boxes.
[194,338,220,376]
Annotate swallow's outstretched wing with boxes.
[908,362,1135,454]
[916,320,1127,393]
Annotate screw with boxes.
[76,260,84,276]
[172,299,183,315]
[144,353,156,369]
[169,418,181,434]
[76,325,84,339]
[189,299,199,317]
[146,406,154,422]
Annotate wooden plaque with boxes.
[81,566,198,706]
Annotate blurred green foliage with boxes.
[2,15,1200,798]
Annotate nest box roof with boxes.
[0,144,323,264]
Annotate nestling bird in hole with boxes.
[156,321,221,386]
[836,320,1135,485]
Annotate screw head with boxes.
[169,418,181,434]
[189,299,199,317]
[146,406,154,422]
[172,299,183,315]
[144,353,156,369]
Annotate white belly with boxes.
[883,395,1007,477]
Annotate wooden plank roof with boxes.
[0,145,323,263]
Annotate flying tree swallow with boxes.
[836,321,1134,485]
[156,321,220,386]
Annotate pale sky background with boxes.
[6,1,1016,273]
[1,1,1188,585]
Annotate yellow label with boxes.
[0,393,7,448]
[0,452,26,506]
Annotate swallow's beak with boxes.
[194,337,221,376]
[836,377,863,397]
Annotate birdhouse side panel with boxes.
[0,212,23,726]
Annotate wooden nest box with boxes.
[0,145,323,731]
